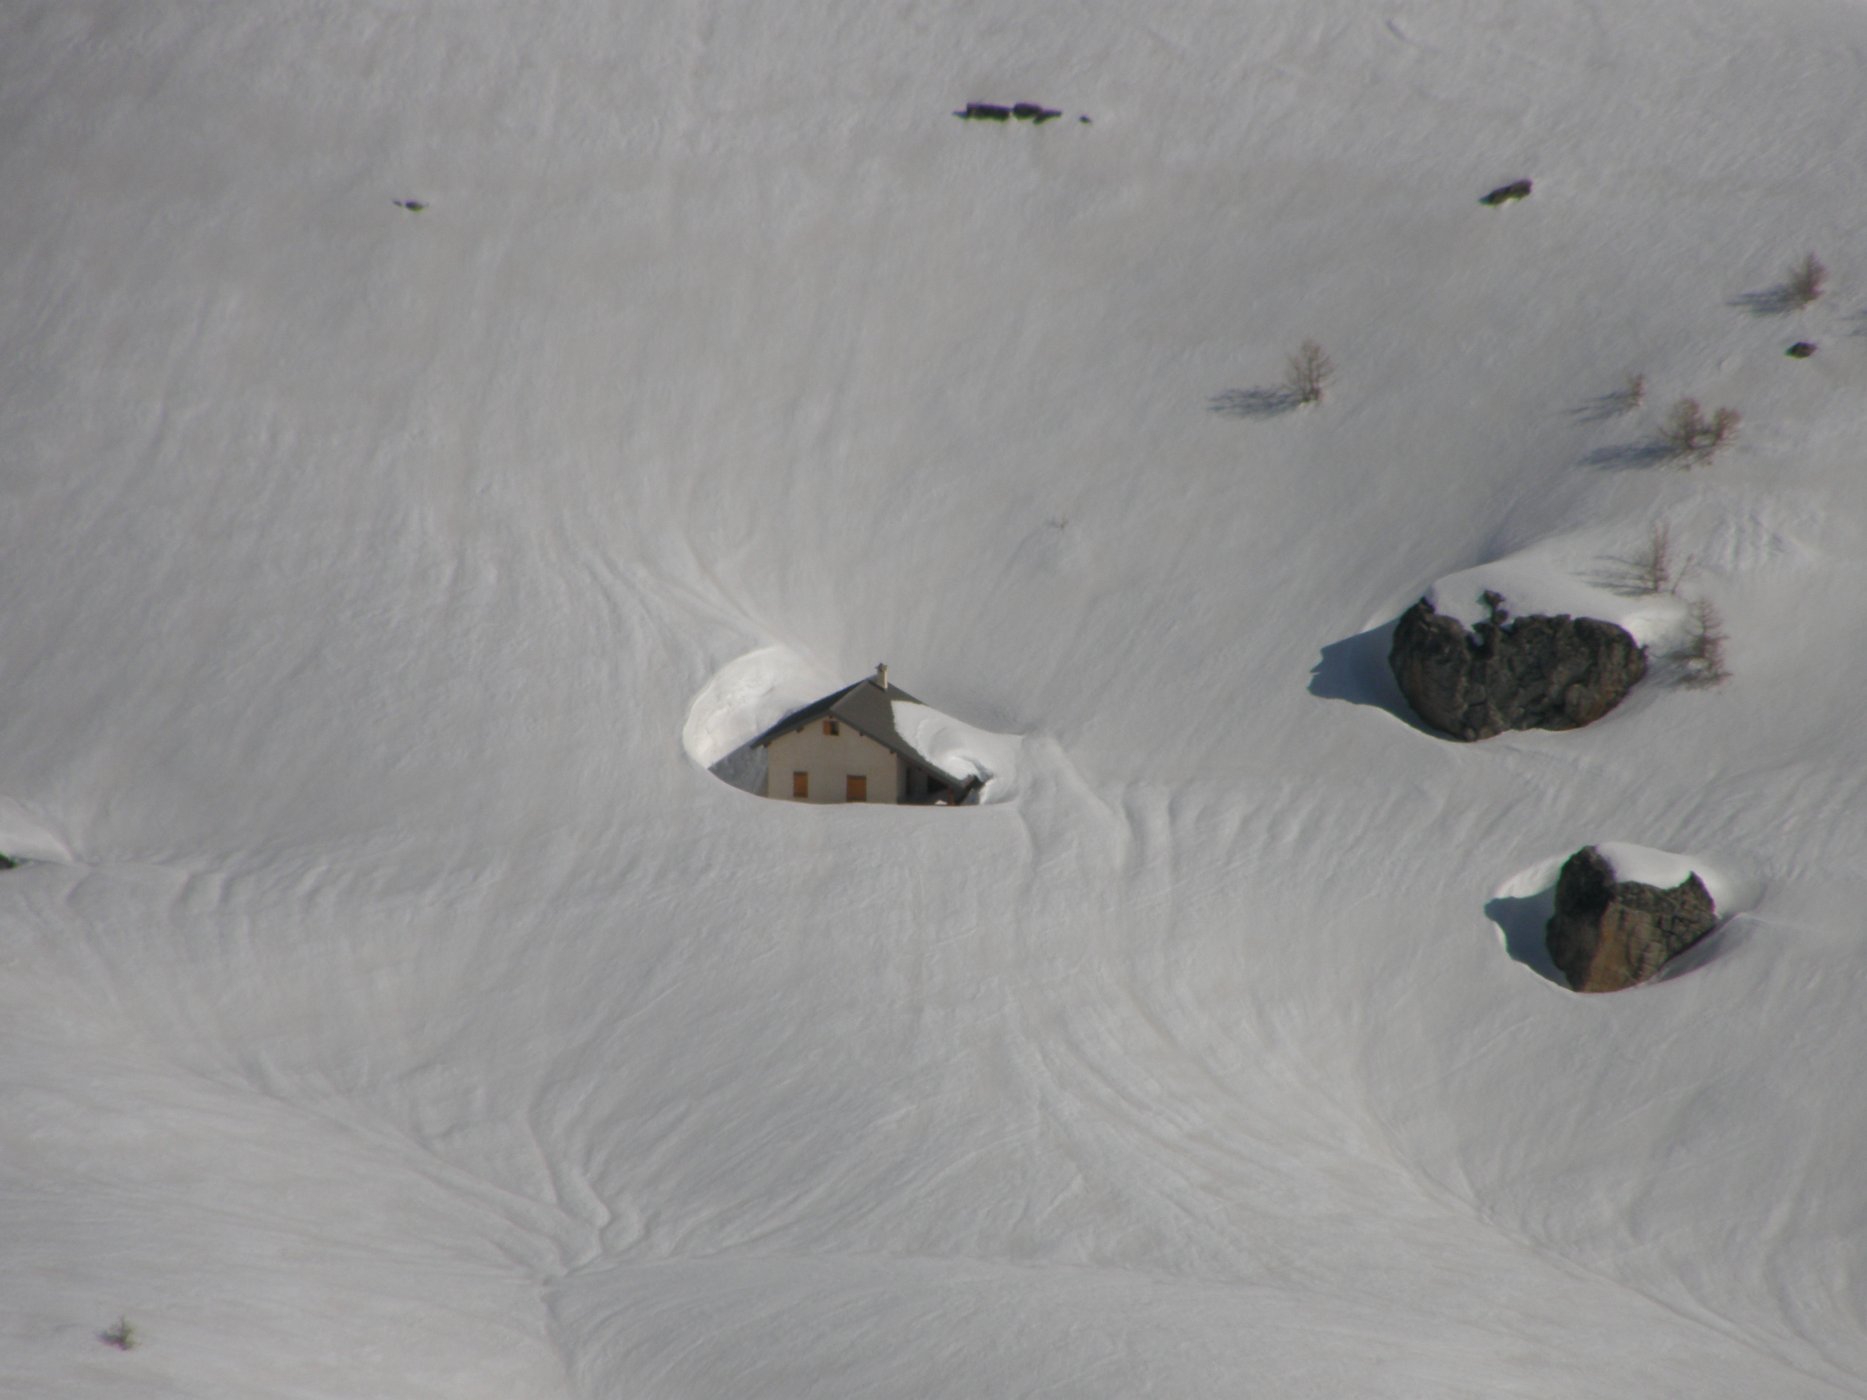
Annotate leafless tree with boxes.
[1631,521,1678,594]
[1670,596,1729,687]
[1786,253,1827,309]
[1659,398,1740,462]
[1284,340,1335,406]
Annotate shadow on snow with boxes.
[1308,617,1438,735]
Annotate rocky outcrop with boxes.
[954,102,1063,123]
[1545,847,1717,992]
[1387,596,1646,741]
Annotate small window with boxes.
[846,775,867,803]
[823,719,839,736]
[792,771,809,799]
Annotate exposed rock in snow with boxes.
[1388,598,1647,741]
[1480,178,1533,205]
[1545,845,1718,992]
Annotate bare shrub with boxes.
[1659,398,1740,462]
[1631,521,1677,594]
[1669,596,1729,687]
[100,1317,136,1351]
[1786,253,1827,309]
[1284,340,1335,406]
[1621,372,1646,411]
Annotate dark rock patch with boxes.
[1387,595,1646,740]
[1545,846,1718,992]
[955,101,1064,123]
[1480,178,1533,206]
[1787,341,1817,358]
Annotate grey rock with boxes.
[1387,597,1647,741]
[1545,846,1718,992]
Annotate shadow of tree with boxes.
[1580,549,1683,597]
[1569,388,1642,424]
[1584,439,1676,470]
[1209,386,1299,418]
[1308,617,1437,732]
[1581,563,1658,596]
[1728,284,1798,316]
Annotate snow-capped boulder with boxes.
[1545,846,1718,992]
[1387,597,1646,741]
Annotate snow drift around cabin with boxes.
[5,1,1867,1397]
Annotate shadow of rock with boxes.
[1309,619,1436,732]
[1729,285,1797,316]
[1210,387,1299,419]
[1485,888,1565,985]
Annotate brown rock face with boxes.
[1388,598,1647,741]
[1545,847,1718,992]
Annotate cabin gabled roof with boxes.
[750,675,973,792]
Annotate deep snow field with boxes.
[6,1,1867,1395]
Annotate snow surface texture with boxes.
[6,1,1867,1396]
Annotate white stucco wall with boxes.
[764,723,904,803]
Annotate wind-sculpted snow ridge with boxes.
[7,0,1867,1396]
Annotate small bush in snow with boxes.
[1785,253,1827,309]
[1631,521,1679,595]
[100,1317,136,1351]
[1659,398,1739,463]
[1620,372,1646,411]
[1670,596,1729,687]
[1284,340,1334,406]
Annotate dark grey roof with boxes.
[750,676,974,792]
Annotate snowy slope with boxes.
[5,1,1867,1395]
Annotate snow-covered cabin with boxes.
[751,665,980,805]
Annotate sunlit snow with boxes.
[6,1,1867,1397]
